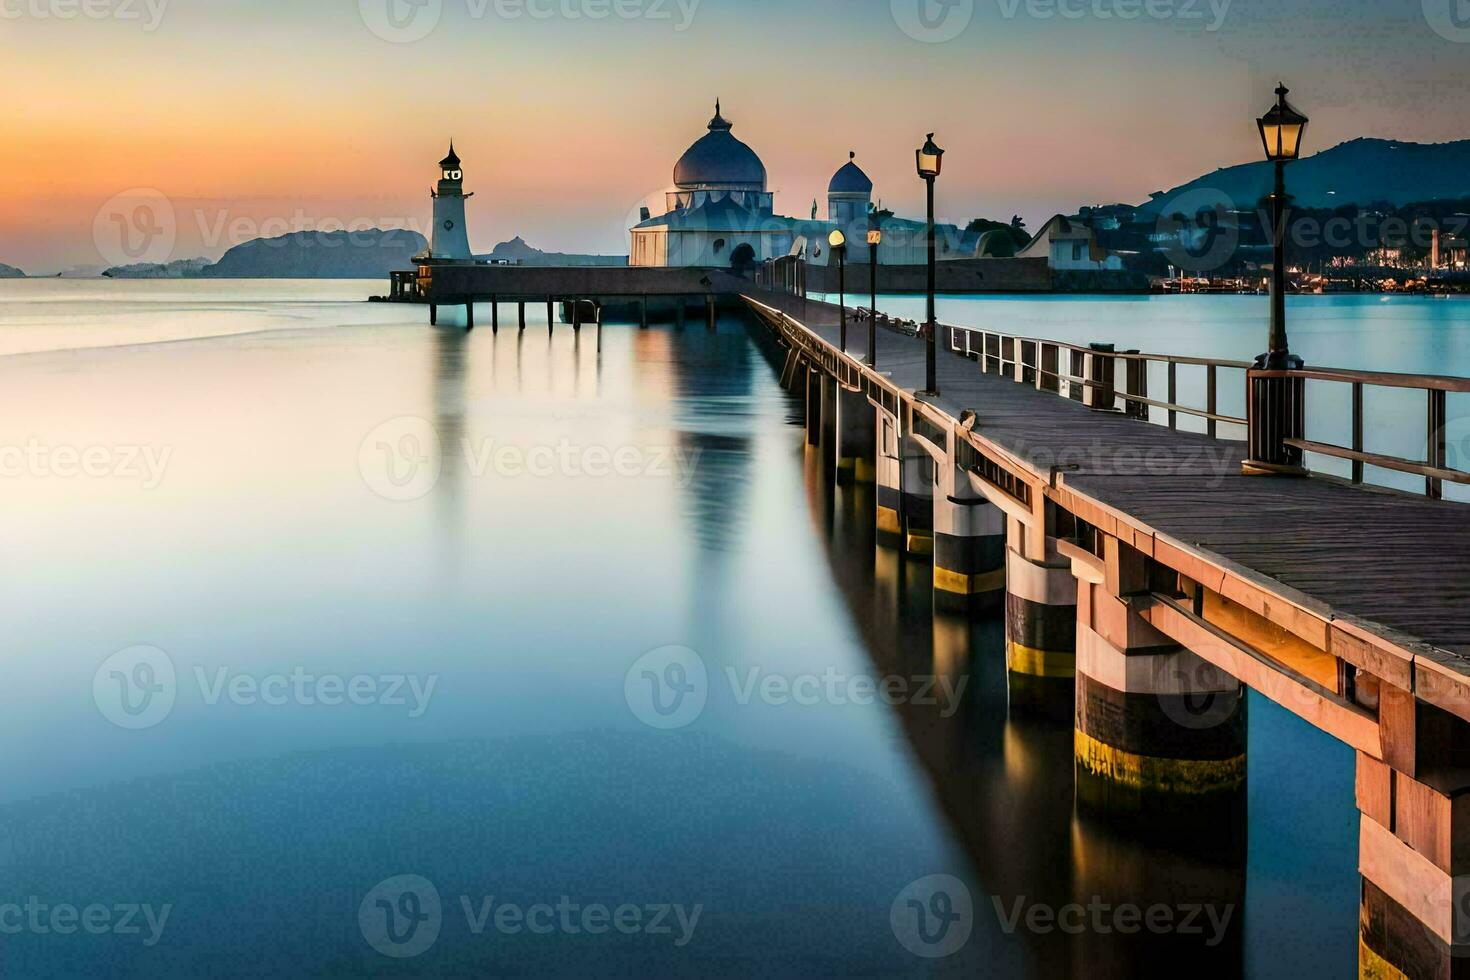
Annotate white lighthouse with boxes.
[431,143,474,260]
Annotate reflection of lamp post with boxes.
[1246,84,1310,476]
[867,215,883,366]
[916,133,944,396]
[1256,83,1309,370]
[829,229,848,353]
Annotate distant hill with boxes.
[1138,138,1470,214]
[201,229,427,278]
[478,236,626,267]
[104,258,211,279]
[0,263,24,278]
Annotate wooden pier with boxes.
[738,284,1470,978]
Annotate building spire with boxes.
[708,98,732,131]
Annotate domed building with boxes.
[827,152,873,226]
[630,102,966,271]
[665,101,773,216]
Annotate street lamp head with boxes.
[916,133,944,180]
[867,229,883,246]
[1257,84,1309,163]
[828,229,846,251]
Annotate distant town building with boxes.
[1016,215,1124,271]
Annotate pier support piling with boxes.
[1005,520,1078,684]
[835,387,875,482]
[932,448,1005,606]
[805,369,823,448]
[491,296,499,333]
[518,302,526,332]
[429,303,438,326]
[876,410,903,546]
[1072,538,1246,808]
[1356,702,1470,976]
[899,433,935,556]
[465,300,474,330]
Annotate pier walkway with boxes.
[739,283,1470,978]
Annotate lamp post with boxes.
[829,229,848,353]
[1247,84,1310,475]
[867,215,883,366]
[916,133,944,396]
[1256,83,1309,371]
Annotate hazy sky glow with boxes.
[3,0,1468,271]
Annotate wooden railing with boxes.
[1257,367,1470,500]
[948,325,1252,438]
[759,287,1470,503]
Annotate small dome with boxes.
[673,101,767,189]
[829,152,872,194]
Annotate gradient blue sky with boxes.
[3,0,1467,271]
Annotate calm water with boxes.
[0,280,1437,977]
[832,291,1470,500]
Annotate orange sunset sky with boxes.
[3,0,1468,272]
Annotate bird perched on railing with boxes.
[959,411,977,431]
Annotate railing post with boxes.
[1167,362,1178,430]
[1244,368,1307,475]
[1084,343,1116,412]
[1206,364,1218,439]
[1352,383,1364,484]
[1428,388,1447,500]
[1124,353,1148,420]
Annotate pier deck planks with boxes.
[746,287,1470,661]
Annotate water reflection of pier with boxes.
[798,414,1246,977]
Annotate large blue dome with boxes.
[829,153,872,194]
[674,102,767,190]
